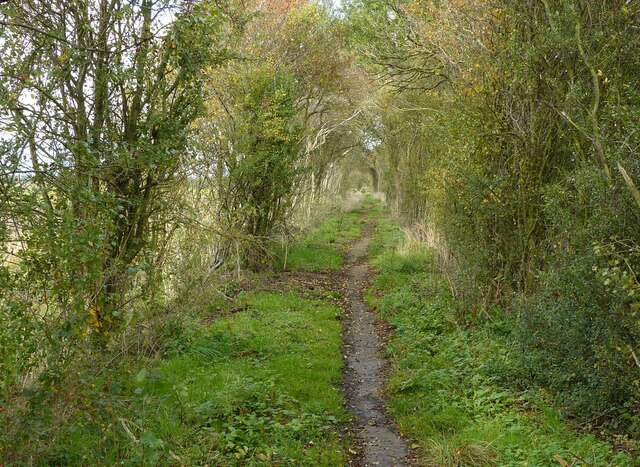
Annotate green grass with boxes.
[3,201,371,465]
[9,291,349,465]
[367,217,633,466]
[17,197,626,466]
[280,193,387,273]
[280,210,363,272]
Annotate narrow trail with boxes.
[343,222,411,466]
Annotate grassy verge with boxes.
[4,291,348,465]
[3,210,361,465]
[279,210,362,272]
[279,193,387,273]
[366,217,632,466]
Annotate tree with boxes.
[0,0,229,349]
[192,0,367,267]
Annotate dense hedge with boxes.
[349,0,640,433]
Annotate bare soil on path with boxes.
[260,218,414,465]
[342,223,412,467]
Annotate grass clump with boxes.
[367,219,633,466]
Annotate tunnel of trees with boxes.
[1,0,639,463]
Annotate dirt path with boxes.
[343,223,411,466]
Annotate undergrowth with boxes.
[2,292,348,465]
[2,202,366,465]
[366,216,634,466]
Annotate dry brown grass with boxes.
[399,221,460,298]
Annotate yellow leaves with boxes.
[57,50,73,65]
[87,306,110,337]
[483,186,504,205]
[597,69,611,85]
[88,306,101,331]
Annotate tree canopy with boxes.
[1,0,640,462]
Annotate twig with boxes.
[580,405,640,427]
[118,417,140,444]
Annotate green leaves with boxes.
[202,63,304,266]
[135,369,148,384]
[138,431,165,464]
